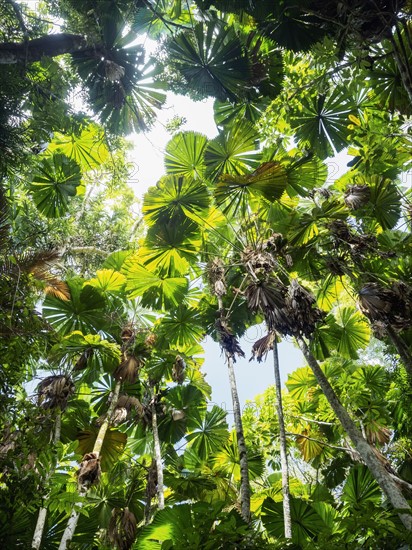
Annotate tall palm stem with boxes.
[58,380,121,550]
[217,296,250,522]
[151,398,164,510]
[272,340,292,539]
[296,335,412,531]
[32,414,62,549]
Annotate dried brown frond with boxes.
[108,507,137,550]
[263,232,287,254]
[249,332,276,363]
[242,245,276,279]
[37,375,75,410]
[328,220,353,243]
[74,348,94,371]
[245,279,286,313]
[344,184,370,210]
[172,355,186,384]
[121,326,135,343]
[206,258,227,297]
[215,318,245,362]
[144,332,156,348]
[110,407,128,426]
[366,423,391,446]
[77,452,101,488]
[284,279,325,338]
[114,355,142,383]
[325,256,347,276]
[358,281,412,329]
[44,279,71,301]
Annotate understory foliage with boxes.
[1,0,412,548]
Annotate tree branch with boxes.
[0,33,88,64]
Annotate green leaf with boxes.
[204,121,261,182]
[369,176,401,229]
[286,367,317,402]
[138,220,200,277]
[158,306,204,348]
[167,21,250,102]
[164,131,208,178]
[30,154,81,218]
[214,161,288,216]
[186,405,229,460]
[291,87,354,158]
[261,497,328,546]
[47,123,109,170]
[142,175,210,226]
[86,269,126,293]
[342,465,381,509]
[313,307,370,360]
[43,278,107,335]
[122,259,188,310]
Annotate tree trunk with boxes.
[272,341,292,539]
[151,400,164,510]
[227,353,251,522]
[0,33,88,64]
[58,381,121,550]
[32,413,62,549]
[296,336,412,531]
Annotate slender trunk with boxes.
[296,336,412,531]
[227,354,251,522]
[389,30,412,106]
[386,326,412,380]
[272,341,292,539]
[0,33,88,64]
[31,414,62,549]
[58,381,121,550]
[151,401,164,510]
[216,296,250,522]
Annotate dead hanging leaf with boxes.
[172,355,186,384]
[77,452,101,488]
[245,278,286,313]
[121,326,135,343]
[242,244,277,279]
[37,375,75,410]
[263,232,288,254]
[114,355,142,383]
[358,281,412,330]
[284,279,325,338]
[249,332,276,363]
[74,348,94,371]
[215,318,245,362]
[344,184,370,210]
[108,507,137,550]
[144,332,156,348]
[206,258,227,297]
[44,279,71,301]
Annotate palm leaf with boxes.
[261,496,328,546]
[46,123,109,170]
[166,21,251,102]
[158,306,204,348]
[291,87,355,159]
[342,465,381,509]
[204,120,261,182]
[138,219,200,277]
[214,161,288,215]
[185,405,229,460]
[164,131,208,178]
[30,154,82,218]
[142,175,210,226]
[87,269,126,293]
[122,258,188,310]
[42,277,108,335]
